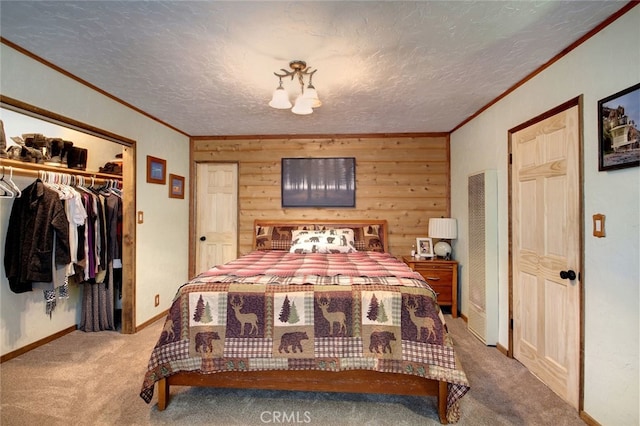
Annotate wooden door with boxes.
[195,163,238,275]
[510,101,581,409]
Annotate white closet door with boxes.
[195,163,238,275]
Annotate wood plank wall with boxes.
[190,134,450,258]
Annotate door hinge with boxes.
[509,153,512,164]
[510,318,514,329]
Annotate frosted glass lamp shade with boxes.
[269,88,292,109]
[303,86,322,108]
[433,240,452,258]
[292,95,313,115]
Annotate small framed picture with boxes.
[416,237,434,258]
[147,155,166,184]
[598,82,640,171]
[169,174,185,199]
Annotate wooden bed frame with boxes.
[155,219,450,424]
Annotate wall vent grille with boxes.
[467,170,499,345]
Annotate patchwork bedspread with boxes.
[140,251,470,422]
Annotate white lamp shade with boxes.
[428,218,457,239]
[303,86,322,108]
[291,95,313,115]
[269,88,292,109]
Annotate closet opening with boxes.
[0,96,137,350]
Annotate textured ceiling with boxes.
[0,1,627,136]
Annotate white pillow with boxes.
[289,229,357,254]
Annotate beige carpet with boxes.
[0,315,585,425]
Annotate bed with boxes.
[140,219,469,423]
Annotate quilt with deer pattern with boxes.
[140,251,470,422]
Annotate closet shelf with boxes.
[0,158,122,181]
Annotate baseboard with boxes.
[496,342,509,357]
[580,410,601,426]
[136,309,168,333]
[457,312,510,357]
[0,324,77,363]
[1,310,168,363]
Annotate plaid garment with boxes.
[140,251,470,423]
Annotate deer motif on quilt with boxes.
[230,296,258,336]
[162,318,175,342]
[160,304,183,344]
[405,296,436,341]
[318,297,347,336]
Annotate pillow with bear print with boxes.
[255,225,313,250]
[289,229,357,254]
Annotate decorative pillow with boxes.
[255,225,313,250]
[352,224,384,252]
[315,224,384,252]
[289,229,357,254]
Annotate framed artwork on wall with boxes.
[416,237,434,258]
[147,155,166,184]
[281,157,356,207]
[169,174,185,199]
[598,82,640,171]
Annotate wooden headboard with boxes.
[253,219,389,253]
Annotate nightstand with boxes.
[402,256,458,318]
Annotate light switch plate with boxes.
[593,213,605,237]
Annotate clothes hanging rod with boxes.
[0,158,122,183]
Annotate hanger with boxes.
[75,175,90,194]
[7,167,22,197]
[42,171,65,197]
[0,167,15,198]
[108,179,122,197]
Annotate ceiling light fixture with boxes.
[269,60,321,115]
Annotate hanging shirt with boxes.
[82,191,96,281]
[65,186,87,265]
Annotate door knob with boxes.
[560,270,576,280]
[199,236,206,241]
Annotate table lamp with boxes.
[428,218,457,260]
